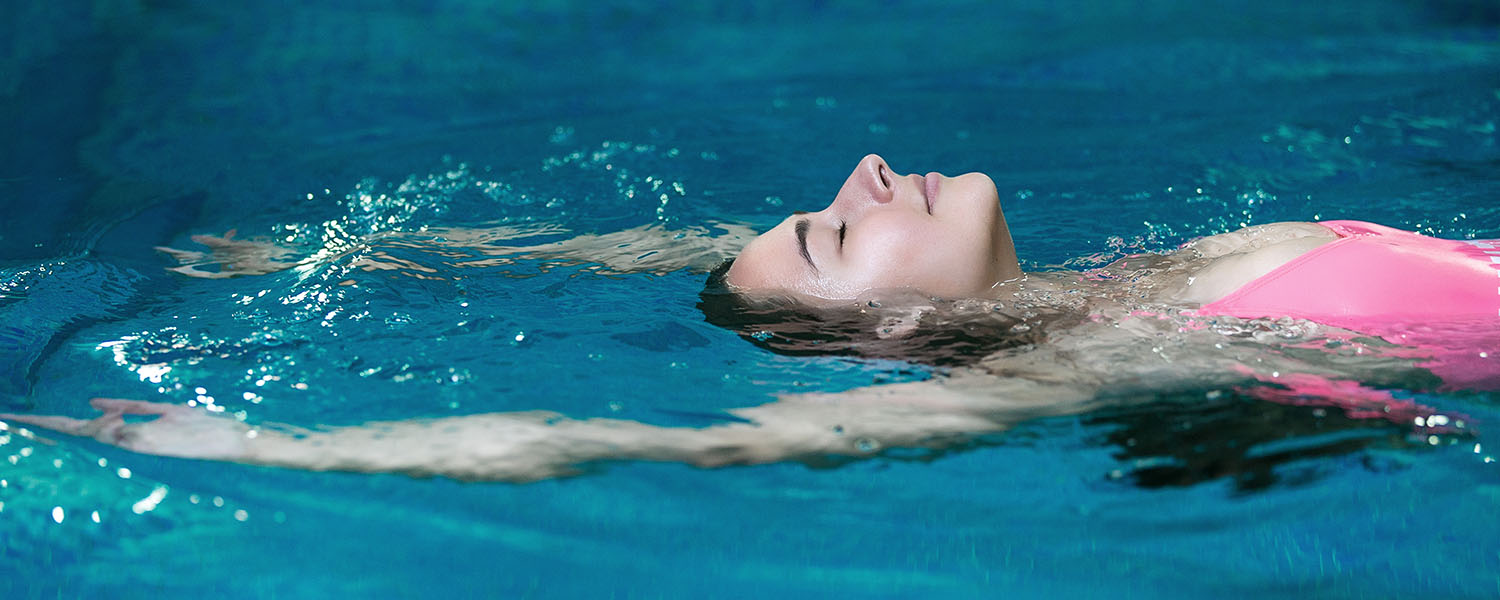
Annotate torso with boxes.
[1154,222,1339,305]
[971,219,1500,328]
[1054,219,1499,325]
[978,221,1500,392]
[1004,222,1341,310]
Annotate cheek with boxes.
[841,222,944,287]
[842,220,996,294]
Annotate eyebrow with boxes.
[795,218,817,273]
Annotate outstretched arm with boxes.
[3,310,1453,482]
[156,222,754,279]
[442,222,754,275]
[1,374,1093,482]
[0,357,1448,482]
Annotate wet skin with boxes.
[726,154,1022,301]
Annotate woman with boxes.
[4,155,1494,481]
[726,155,1496,324]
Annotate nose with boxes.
[827,154,898,219]
[854,154,895,204]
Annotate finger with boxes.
[0,413,96,436]
[166,265,233,279]
[153,246,204,262]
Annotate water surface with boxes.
[3,1,1499,598]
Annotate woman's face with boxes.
[727,154,1021,300]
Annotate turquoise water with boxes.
[3,1,1500,598]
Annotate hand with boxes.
[1,398,252,460]
[155,230,304,278]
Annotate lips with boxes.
[923,173,940,215]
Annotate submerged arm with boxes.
[448,222,753,275]
[0,333,1435,482]
[155,230,308,279]
[157,222,753,279]
[1,374,1093,482]
[3,309,1443,481]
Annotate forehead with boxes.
[725,218,817,293]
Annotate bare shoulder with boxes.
[1158,222,1339,305]
[1180,222,1337,260]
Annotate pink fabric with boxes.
[1235,368,1468,430]
[1201,220,1500,323]
[1197,220,1500,389]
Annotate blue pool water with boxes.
[3,1,1500,598]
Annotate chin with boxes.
[941,173,1001,226]
[962,172,1000,199]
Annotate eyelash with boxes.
[838,222,847,247]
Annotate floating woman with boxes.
[5,154,1496,481]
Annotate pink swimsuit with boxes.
[1196,220,1500,389]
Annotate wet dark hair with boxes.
[699,263,1472,492]
[696,259,1044,367]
